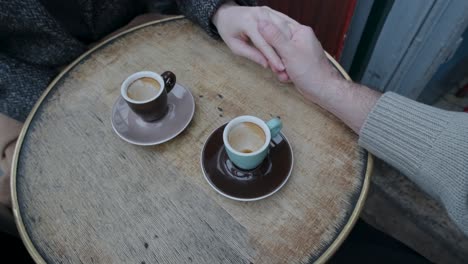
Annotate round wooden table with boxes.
[12,17,372,263]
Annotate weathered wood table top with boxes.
[12,17,372,264]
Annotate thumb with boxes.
[258,20,291,57]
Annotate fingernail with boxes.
[277,62,285,71]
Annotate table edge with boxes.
[315,153,373,263]
[10,15,373,264]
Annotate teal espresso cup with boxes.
[223,115,282,170]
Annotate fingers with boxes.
[276,71,290,83]
[272,19,293,40]
[271,64,290,82]
[247,28,285,72]
[270,9,300,28]
[259,6,299,26]
[257,20,291,58]
[228,38,269,68]
[264,9,294,40]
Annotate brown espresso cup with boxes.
[121,71,176,122]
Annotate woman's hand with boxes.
[212,2,298,82]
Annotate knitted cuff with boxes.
[358,92,451,179]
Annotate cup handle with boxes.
[161,71,176,93]
[266,118,282,139]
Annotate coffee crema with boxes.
[126,77,161,101]
[228,122,266,153]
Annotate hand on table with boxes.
[258,20,381,133]
[257,20,342,102]
[212,2,299,82]
[214,4,380,133]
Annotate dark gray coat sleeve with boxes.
[176,0,256,37]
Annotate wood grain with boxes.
[12,17,371,264]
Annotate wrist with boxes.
[299,76,347,105]
[212,1,238,28]
[305,78,381,133]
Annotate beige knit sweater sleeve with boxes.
[359,92,468,236]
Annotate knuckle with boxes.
[301,25,314,34]
[269,30,284,44]
[258,6,271,15]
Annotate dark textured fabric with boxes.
[0,0,87,121]
[39,0,145,42]
[0,0,255,121]
[178,0,255,36]
[0,54,58,123]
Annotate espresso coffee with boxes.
[228,122,266,153]
[126,77,161,101]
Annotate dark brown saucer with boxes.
[201,124,293,201]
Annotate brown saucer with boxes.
[201,124,293,201]
[111,83,194,146]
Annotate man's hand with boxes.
[258,20,381,133]
[257,20,342,101]
[213,2,299,82]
